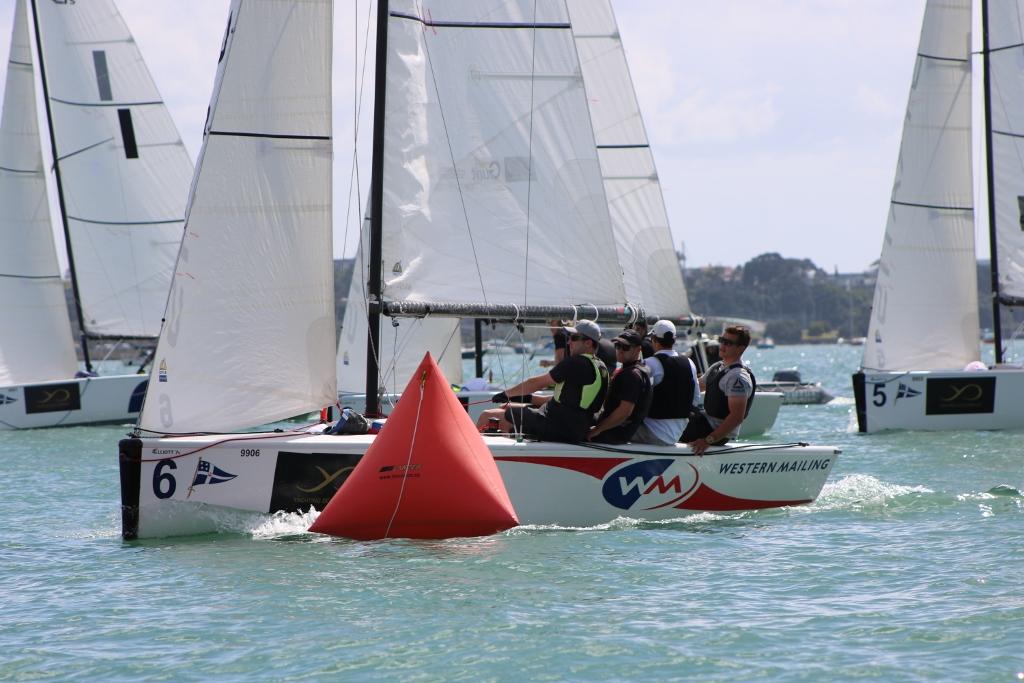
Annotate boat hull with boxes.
[852,369,1024,432]
[0,374,148,429]
[758,383,834,405]
[119,433,839,539]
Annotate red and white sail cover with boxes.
[379,0,624,309]
[33,0,194,338]
[566,0,689,319]
[140,0,335,433]
[863,0,978,372]
[0,0,78,386]
[986,0,1024,302]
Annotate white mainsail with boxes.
[337,221,463,397]
[379,0,625,309]
[566,0,690,318]
[862,0,977,372]
[987,0,1024,302]
[139,0,335,433]
[33,0,194,339]
[0,0,78,386]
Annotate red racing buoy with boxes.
[309,352,518,540]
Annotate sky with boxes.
[0,0,957,273]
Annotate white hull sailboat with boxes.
[0,0,193,429]
[119,0,836,540]
[853,0,1024,433]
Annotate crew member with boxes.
[476,320,608,443]
[631,320,699,446]
[685,325,756,455]
[587,329,652,444]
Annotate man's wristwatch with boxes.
[704,435,716,445]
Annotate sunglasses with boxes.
[718,336,741,347]
[569,334,583,341]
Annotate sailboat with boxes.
[118,0,837,540]
[334,0,781,435]
[853,0,1024,432]
[0,0,194,429]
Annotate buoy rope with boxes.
[384,369,427,538]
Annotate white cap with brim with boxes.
[650,319,676,339]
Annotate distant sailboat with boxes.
[118,0,835,540]
[853,0,1024,432]
[0,0,193,429]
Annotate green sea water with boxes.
[1,344,1022,681]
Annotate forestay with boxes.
[863,0,977,372]
[33,0,193,338]
[380,0,625,309]
[566,0,689,319]
[0,0,77,385]
[987,0,1024,303]
[139,0,335,434]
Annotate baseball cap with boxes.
[649,319,676,340]
[563,319,601,343]
[612,329,643,347]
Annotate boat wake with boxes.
[806,473,934,512]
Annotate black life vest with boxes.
[647,353,696,419]
[703,362,757,419]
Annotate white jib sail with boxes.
[566,0,690,319]
[863,0,978,372]
[380,0,626,309]
[337,219,463,397]
[139,0,335,434]
[0,0,78,386]
[986,0,1024,302]
[33,0,194,339]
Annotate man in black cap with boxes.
[587,329,652,444]
[476,319,608,443]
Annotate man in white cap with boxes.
[630,319,699,446]
[476,320,609,443]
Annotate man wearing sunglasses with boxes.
[684,325,756,455]
[586,329,652,444]
[476,319,609,443]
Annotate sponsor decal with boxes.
[128,380,148,413]
[925,377,996,415]
[378,463,420,480]
[191,458,237,486]
[158,359,167,383]
[270,451,362,513]
[717,459,831,475]
[895,383,920,401]
[24,382,81,414]
[602,459,699,511]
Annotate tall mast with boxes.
[981,0,1004,363]
[27,0,92,372]
[365,0,389,416]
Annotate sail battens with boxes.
[993,128,1024,139]
[50,97,163,108]
[8,59,30,67]
[0,273,62,280]
[989,41,1024,53]
[596,143,649,149]
[0,165,38,174]
[55,137,114,162]
[207,130,331,141]
[390,11,570,30]
[67,216,184,227]
[890,199,972,212]
[917,52,969,63]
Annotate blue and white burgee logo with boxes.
[0,392,17,405]
[192,459,237,486]
[896,383,921,401]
